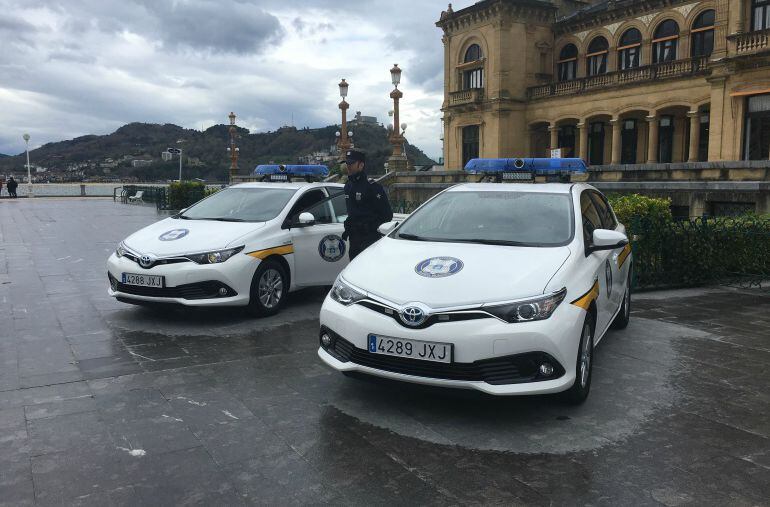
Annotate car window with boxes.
[590,191,617,230]
[302,199,334,224]
[180,187,297,222]
[288,189,326,218]
[397,191,573,247]
[581,192,603,245]
[329,193,347,223]
[326,186,344,197]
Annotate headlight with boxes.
[116,242,127,258]
[330,277,366,306]
[186,246,244,265]
[484,288,567,323]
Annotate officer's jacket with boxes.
[343,171,393,235]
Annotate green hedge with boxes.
[168,181,205,210]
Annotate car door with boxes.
[290,192,349,287]
[580,191,613,336]
[590,191,625,313]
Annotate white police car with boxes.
[107,165,352,316]
[318,158,632,402]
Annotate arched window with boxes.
[462,44,483,90]
[691,10,715,57]
[586,36,609,76]
[653,20,679,63]
[557,44,578,81]
[618,28,642,70]
[464,44,482,62]
[753,0,770,31]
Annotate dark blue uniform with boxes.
[343,170,393,259]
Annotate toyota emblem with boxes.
[139,254,155,268]
[400,306,427,327]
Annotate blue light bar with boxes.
[254,164,330,177]
[464,158,587,174]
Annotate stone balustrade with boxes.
[448,88,484,106]
[730,29,770,55]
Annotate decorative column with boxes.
[646,115,659,163]
[578,122,589,162]
[227,112,239,184]
[610,118,622,165]
[687,111,701,162]
[337,79,351,158]
[549,125,559,152]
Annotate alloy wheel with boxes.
[579,323,592,388]
[258,268,283,309]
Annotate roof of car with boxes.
[448,183,578,194]
[230,181,343,190]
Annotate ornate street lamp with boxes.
[387,64,408,172]
[337,79,351,157]
[226,112,239,184]
[22,133,33,198]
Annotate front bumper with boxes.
[106,252,257,307]
[318,296,586,396]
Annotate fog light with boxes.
[218,287,228,296]
[109,276,118,291]
[321,334,332,348]
[539,363,554,376]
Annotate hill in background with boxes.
[0,122,436,181]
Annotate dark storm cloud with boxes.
[0,16,39,47]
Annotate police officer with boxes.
[342,149,393,260]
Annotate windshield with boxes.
[396,190,574,247]
[179,187,297,222]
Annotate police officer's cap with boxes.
[345,149,366,164]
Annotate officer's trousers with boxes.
[348,232,381,260]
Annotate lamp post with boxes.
[387,64,408,172]
[166,147,183,181]
[22,133,33,197]
[226,112,239,184]
[337,79,351,158]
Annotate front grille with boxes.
[109,274,236,300]
[123,253,189,269]
[357,300,492,329]
[322,328,564,385]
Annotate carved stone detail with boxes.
[673,2,699,19]
[605,22,622,35]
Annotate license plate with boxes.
[368,334,452,363]
[121,273,164,288]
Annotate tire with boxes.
[562,313,595,405]
[611,269,632,330]
[247,259,288,317]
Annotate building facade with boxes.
[437,0,770,170]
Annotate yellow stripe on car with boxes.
[246,245,294,259]
[570,280,599,311]
[617,243,631,268]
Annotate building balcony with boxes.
[448,88,484,107]
[527,56,709,100]
[729,29,770,56]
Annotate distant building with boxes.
[161,151,173,161]
[352,111,378,124]
[131,159,152,168]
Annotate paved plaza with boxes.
[1,197,769,506]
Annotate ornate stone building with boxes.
[437,0,770,171]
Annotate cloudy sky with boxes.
[0,0,476,160]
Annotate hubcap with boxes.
[258,269,283,309]
[579,324,592,388]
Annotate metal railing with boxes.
[449,88,485,106]
[528,56,710,100]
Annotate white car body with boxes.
[318,182,632,397]
[107,181,354,308]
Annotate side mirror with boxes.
[377,220,400,235]
[298,212,315,226]
[588,229,629,253]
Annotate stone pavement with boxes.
[1,197,769,506]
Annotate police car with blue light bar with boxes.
[107,165,353,316]
[318,158,632,402]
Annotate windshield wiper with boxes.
[398,233,428,241]
[451,238,528,246]
[200,217,246,222]
[177,215,192,220]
